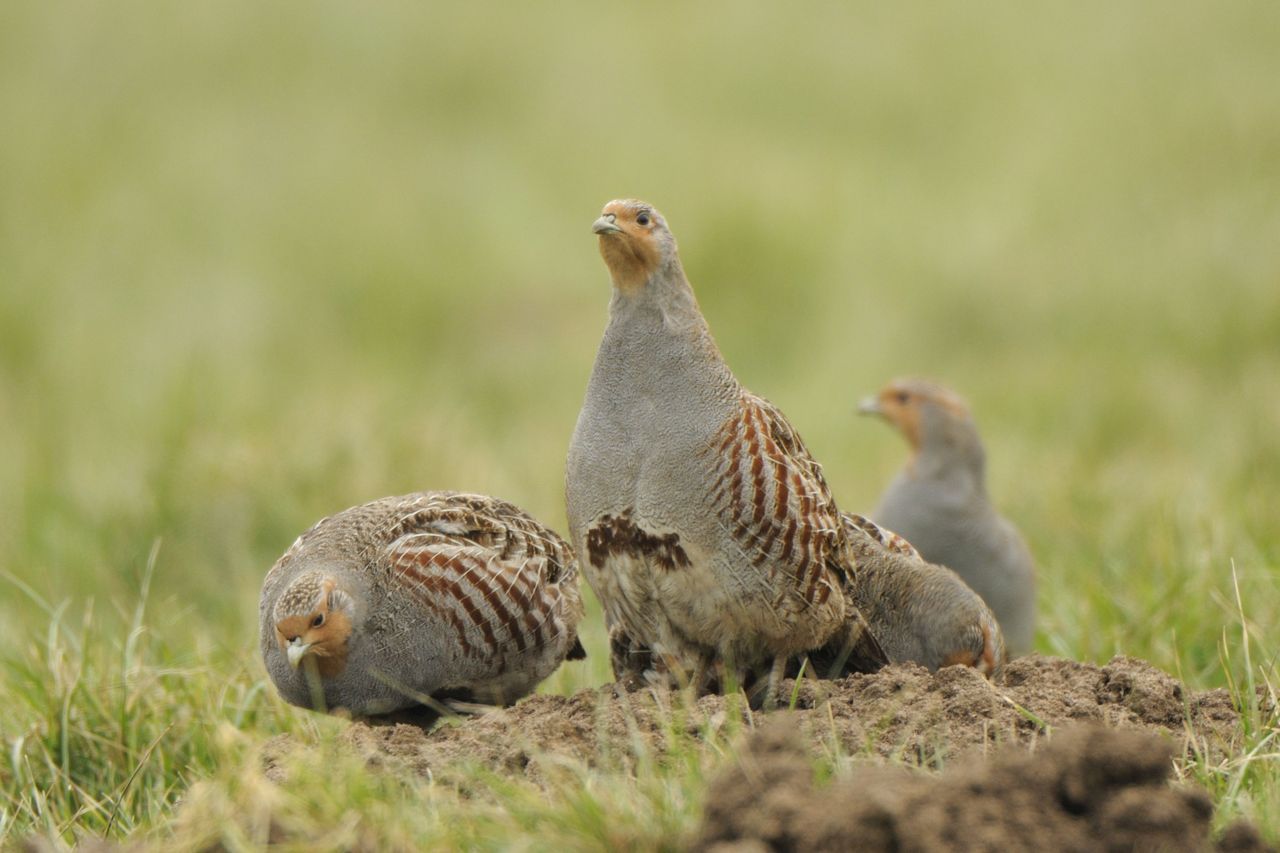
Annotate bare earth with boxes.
[696,721,1270,852]
[262,655,1273,850]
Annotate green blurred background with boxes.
[1,0,1277,691]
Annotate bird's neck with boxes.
[913,434,988,497]
[607,256,703,326]
[595,262,738,403]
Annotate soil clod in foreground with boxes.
[696,720,1272,852]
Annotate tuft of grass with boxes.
[0,555,308,845]
[1180,562,1280,834]
[158,689,732,851]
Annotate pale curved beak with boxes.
[857,395,883,416]
[592,215,621,235]
[286,639,312,669]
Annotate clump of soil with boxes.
[695,720,1272,852]
[285,655,1240,786]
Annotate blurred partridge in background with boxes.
[566,199,886,708]
[860,379,1037,656]
[260,491,585,715]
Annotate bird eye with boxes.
[636,213,650,226]
[896,391,910,404]
[312,613,325,628]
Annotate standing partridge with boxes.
[859,378,1036,656]
[837,513,1005,675]
[260,491,586,716]
[566,199,886,707]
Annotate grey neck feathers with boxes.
[915,406,988,496]
[601,259,738,396]
[608,255,703,330]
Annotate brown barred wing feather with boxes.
[843,512,923,561]
[382,494,583,668]
[705,392,886,670]
[705,392,844,609]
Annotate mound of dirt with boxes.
[695,720,1272,852]
[273,655,1240,786]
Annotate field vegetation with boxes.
[1,1,1276,847]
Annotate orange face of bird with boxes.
[592,199,665,292]
[858,379,970,453]
[274,578,353,678]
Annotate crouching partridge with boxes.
[260,491,585,716]
[566,199,886,708]
[838,513,1005,675]
[859,379,1037,656]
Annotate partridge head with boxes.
[859,379,978,467]
[591,201,679,292]
[271,571,358,678]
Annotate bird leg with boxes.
[657,652,705,695]
[688,659,707,696]
[825,627,857,680]
[763,653,788,711]
[684,651,718,697]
